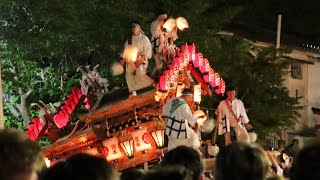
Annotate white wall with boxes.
[307,61,320,127]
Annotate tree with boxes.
[0,0,300,138]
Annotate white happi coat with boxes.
[162,97,200,150]
[124,33,153,92]
[216,99,249,135]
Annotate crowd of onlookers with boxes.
[1,128,320,180]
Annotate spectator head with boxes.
[160,146,204,180]
[144,165,193,180]
[278,139,286,149]
[292,139,299,147]
[0,128,42,180]
[290,141,320,180]
[121,168,146,180]
[216,142,269,180]
[40,153,119,180]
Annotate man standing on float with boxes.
[163,85,206,150]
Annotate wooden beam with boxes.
[186,64,212,96]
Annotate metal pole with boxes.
[0,62,4,128]
[276,15,282,49]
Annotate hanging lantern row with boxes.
[92,127,166,162]
[158,43,226,95]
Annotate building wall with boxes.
[284,50,320,129]
[307,60,320,127]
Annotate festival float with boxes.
[25,17,226,170]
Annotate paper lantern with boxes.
[132,127,152,153]
[194,84,201,103]
[151,129,165,148]
[172,57,181,69]
[181,44,188,53]
[211,73,221,87]
[200,58,210,73]
[193,53,203,68]
[159,75,170,91]
[123,45,139,63]
[102,137,123,161]
[188,44,196,62]
[208,144,219,156]
[176,17,189,30]
[163,18,176,32]
[120,140,134,159]
[203,68,215,83]
[248,132,257,143]
[215,79,225,95]
[82,147,98,156]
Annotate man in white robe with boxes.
[162,88,206,151]
[122,22,154,96]
[216,86,253,145]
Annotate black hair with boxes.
[160,146,203,180]
[215,142,269,180]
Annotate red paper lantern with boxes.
[203,68,215,83]
[200,58,210,73]
[211,73,221,87]
[193,53,203,68]
[188,44,196,62]
[215,79,226,94]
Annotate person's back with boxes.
[0,128,42,180]
[215,142,269,180]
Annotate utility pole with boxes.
[276,15,282,49]
[0,62,4,128]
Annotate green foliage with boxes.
[39,136,51,147]
[4,115,24,130]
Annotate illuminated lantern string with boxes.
[172,57,181,69]
[211,73,221,87]
[159,75,167,91]
[193,53,203,68]
[203,68,215,83]
[215,79,226,94]
[188,44,196,62]
[200,58,210,73]
[181,44,188,53]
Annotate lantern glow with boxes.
[194,84,202,103]
[102,137,123,161]
[151,129,165,148]
[176,17,189,30]
[120,140,134,159]
[82,147,98,156]
[132,128,152,153]
[123,45,139,63]
[163,18,176,32]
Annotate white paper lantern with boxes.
[176,17,189,30]
[132,127,152,153]
[208,144,219,156]
[102,137,123,161]
[193,84,202,103]
[111,62,124,76]
[248,132,257,143]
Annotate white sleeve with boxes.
[143,36,152,59]
[239,100,249,124]
[181,104,198,127]
[162,101,170,116]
